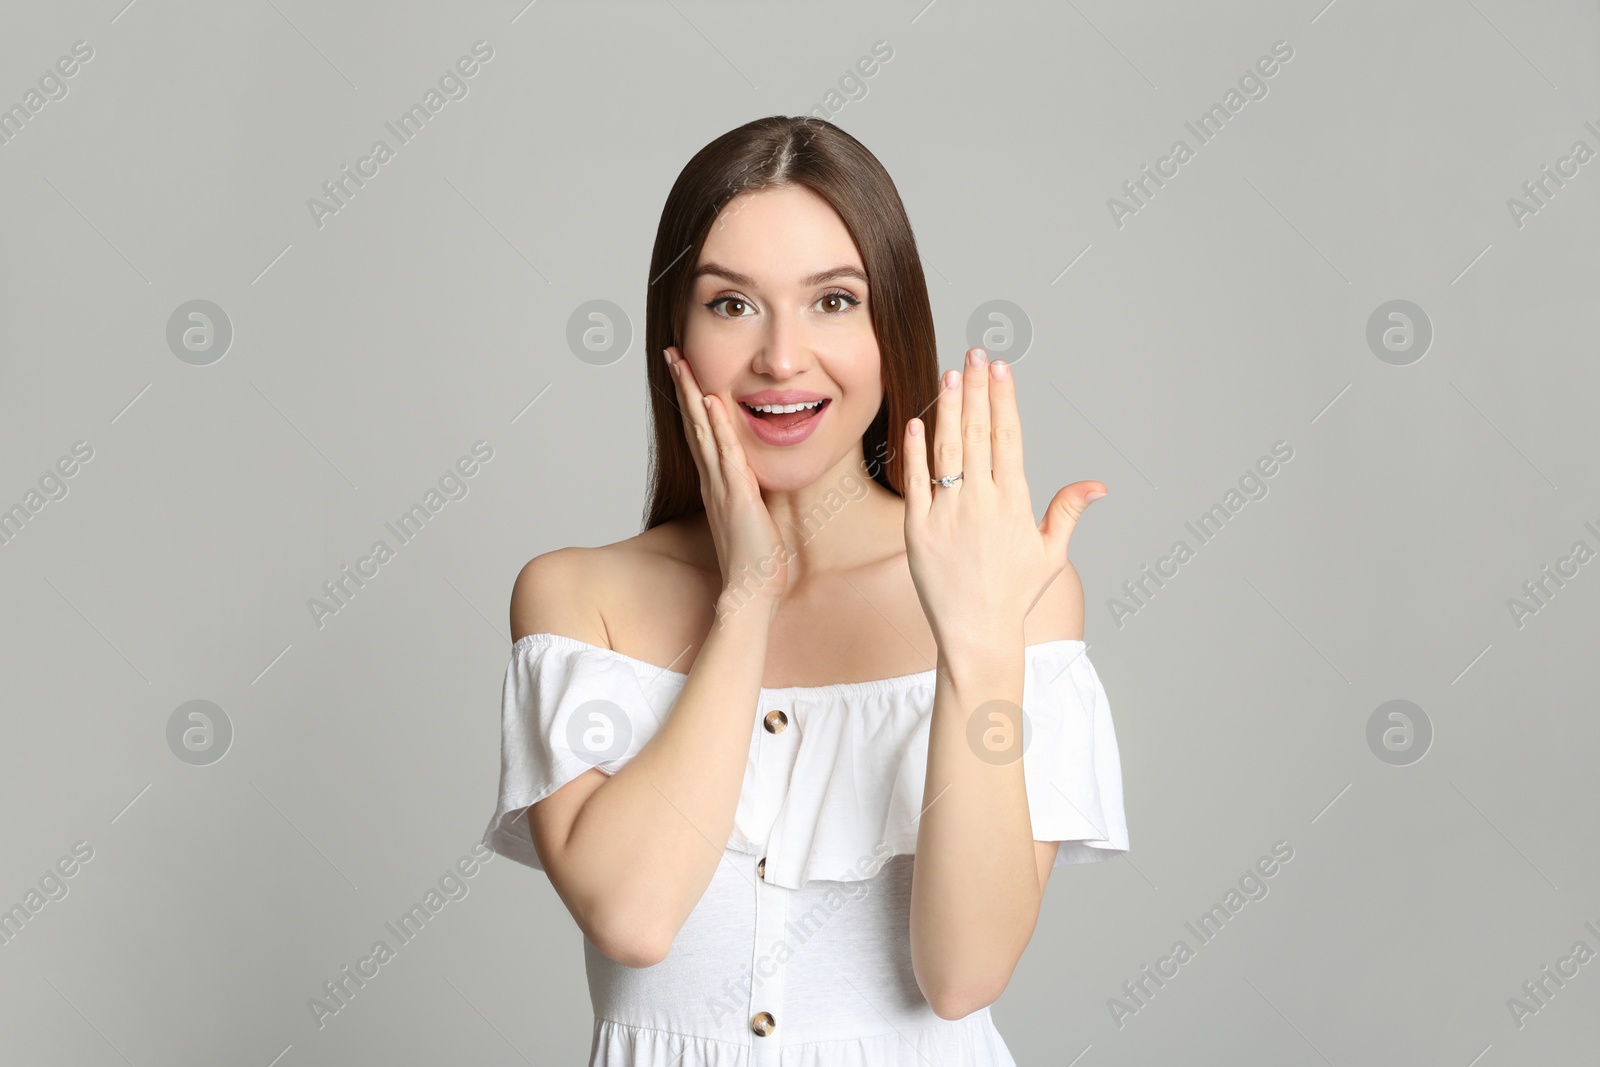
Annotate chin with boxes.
[747,454,838,493]
[750,468,823,493]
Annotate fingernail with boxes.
[990,359,1008,379]
[1085,490,1107,504]
[969,348,988,367]
[944,370,961,390]
[702,395,711,409]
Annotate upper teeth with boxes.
[748,400,823,414]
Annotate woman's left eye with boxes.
[815,289,861,314]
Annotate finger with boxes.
[1039,480,1107,562]
[903,414,931,526]
[961,347,992,486]
[987,357,1025,495]
[668,347,726,499]
[702,392,761,500]
[931,367,964,490]
[664,347,705,465]
[663,347,705,477]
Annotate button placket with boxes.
[749,700,793,1065]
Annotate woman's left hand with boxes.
[903,347,1106,659]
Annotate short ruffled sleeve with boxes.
[481,633,673,872]
[1022,640,1129,867]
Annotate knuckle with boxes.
[963,422,989,442]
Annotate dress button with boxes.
[763,709,788,733]
[757,856,766,879]
[751,1010,776,1036]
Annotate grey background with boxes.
[2,0,1596,1064]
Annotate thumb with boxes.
[1040,481,1106,560]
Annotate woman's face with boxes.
[680,183,881,493]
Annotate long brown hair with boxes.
[642,116,939,531]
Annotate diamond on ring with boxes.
[932,472,963,488]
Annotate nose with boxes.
[748,303,806,379]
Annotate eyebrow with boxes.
[692,262,868,289]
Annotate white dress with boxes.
[482,632,1130,1066]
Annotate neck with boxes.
[693,445,905,588]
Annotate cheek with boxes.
[850,362,884,410]
[836,340,883,396]
[678,343,738,394]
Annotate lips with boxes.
[738,397,830,446]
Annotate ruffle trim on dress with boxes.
[754,637,1129,888]
[483,633,1129,888]
[590,1011,1018,1066]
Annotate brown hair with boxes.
[642,116,939,531]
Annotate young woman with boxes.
[484,115,1129,1066]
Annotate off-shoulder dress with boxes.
[482,631,1129,1066]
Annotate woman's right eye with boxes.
[705,296,754,318]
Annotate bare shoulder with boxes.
[509,546,610,646]
[509,514,715,648]
[1024,559,1086,644]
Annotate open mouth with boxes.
[739,398,830,431]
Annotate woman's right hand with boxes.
[664,346,791,610]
